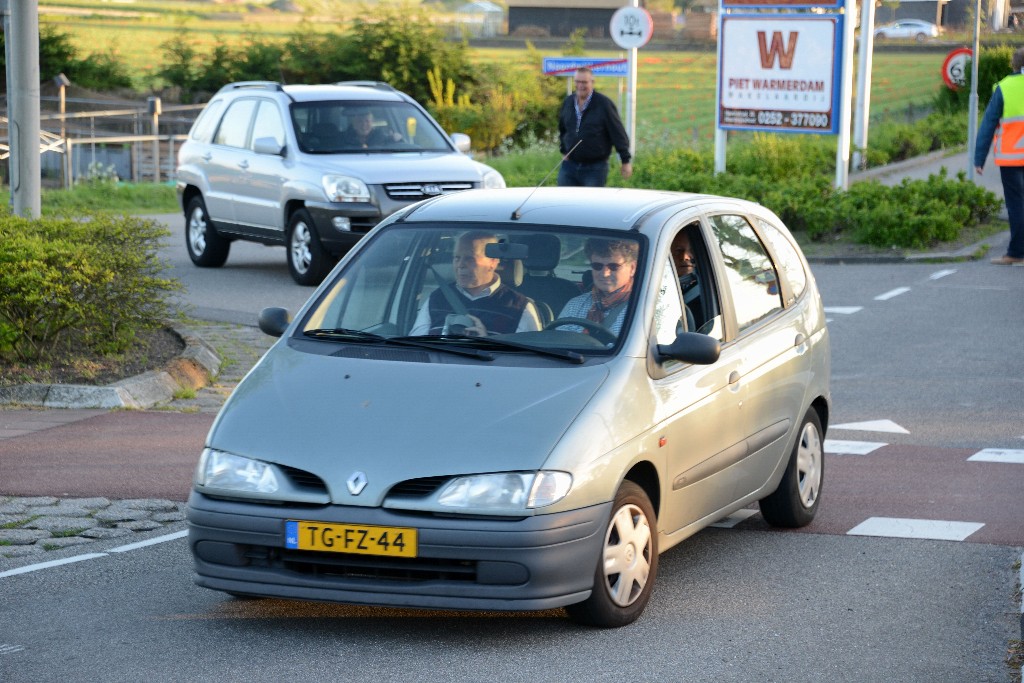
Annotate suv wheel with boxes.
[287,209,332,286]
[185,196,230,267]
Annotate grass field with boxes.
[42,0,957,146]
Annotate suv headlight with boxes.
[195,449,279,493]
[322,175,371,203]
[437,471,571,510]
[482,169,506,189]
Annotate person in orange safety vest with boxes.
[975,47,1024,265]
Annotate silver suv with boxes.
[175,81,506,285]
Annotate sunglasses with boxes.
[590,261,626,272]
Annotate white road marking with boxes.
[0,553,108,578]
[108,530,187,553]
[823,306,863,315]
[847,517,983,541]
[0,644,26,654]
[832,419,909,434]
[968,448,1024,464]
[874,287,911,301]
[929,269,957,280]
[825,439,887,455]
[0,529,187,579]
[710,509,759,528]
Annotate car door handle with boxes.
[238,161,249,170]
[201,153,212,162]
[794,333,806,348]
[728,370,740,385]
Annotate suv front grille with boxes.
[384,182,475,201]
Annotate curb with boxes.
[0,326,221,410]
[804,230,1006,266]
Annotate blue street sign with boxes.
[542,57,629,77]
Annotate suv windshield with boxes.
[301,225,645,354]
[291,101,453,154]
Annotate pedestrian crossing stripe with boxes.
[823,306,862,315]
[847,517,984,541]
[832,419,909,434]
[710,509,759,528]
[967,448,1024,464]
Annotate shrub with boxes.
[0,212,181,362]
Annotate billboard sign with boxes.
[718,14,843,134]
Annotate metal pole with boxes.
[626,0,639,158]
[835,0,856,190]
[1,0,11,203]
[714,8,726,174]
[851,0,877,171]
[10,0,41,218]
[967,0,982,181]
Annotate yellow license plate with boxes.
[285,520,417,558]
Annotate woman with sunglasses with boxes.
[555,238,639,338]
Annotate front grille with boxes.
[278,464,328,493]
[388,476,451,498]
[384,182,475,201]
[280,548,477,583]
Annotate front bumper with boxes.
[187,491,610,612]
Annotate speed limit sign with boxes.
[942,47,972,90]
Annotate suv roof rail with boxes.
[216,81,283,95]
[333,81,397,92]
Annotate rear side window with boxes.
[213,99,257,149]
[708,214,782,333]
[189,100,224,143]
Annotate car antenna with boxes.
[510,139,582,221]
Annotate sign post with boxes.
[609,4,653,158]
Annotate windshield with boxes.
[301,225,645,356]
[291,101,453,154]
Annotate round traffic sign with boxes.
[610,6,654,50]
[942,47,972,91]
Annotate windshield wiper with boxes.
[304,328,494,360]
[394,335,584,365]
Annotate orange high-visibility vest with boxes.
[993,74,1024,166]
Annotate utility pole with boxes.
[7,0,41,218]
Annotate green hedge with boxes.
[0,212,181,362]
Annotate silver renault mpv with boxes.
[186,187,831,627]
[176,81,505,285]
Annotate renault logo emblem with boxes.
[347,471,368,495]
[421,184,442,196]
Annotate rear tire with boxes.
[759,408,823,528]
[185,196,230,267]
[287,208,332,286]
[566,481,658,628]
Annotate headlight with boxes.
[482,169,506,189]
[437,471,571,510]
[195,449,279,493]
[322,175,370,202]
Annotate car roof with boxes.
[213,81,409,104]
[395,187,751,234]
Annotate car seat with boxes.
[515,234,581,323]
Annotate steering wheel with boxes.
[544,317,617,345]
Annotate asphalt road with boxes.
[1,212,1020,681]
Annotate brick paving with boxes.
[0,322,273,564]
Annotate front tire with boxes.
[287,208,332,286]
[759,408,824,528]
[185,196,230,267]
[566,481,658,628]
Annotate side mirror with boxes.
[450,132,471,154]
[253,136,285,156]
[258,307,291,337]
[656,332,720,365]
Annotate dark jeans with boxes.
[1000,165,1024,258]
[557,159,609,187]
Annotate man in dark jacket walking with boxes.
[557,67,633,187]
